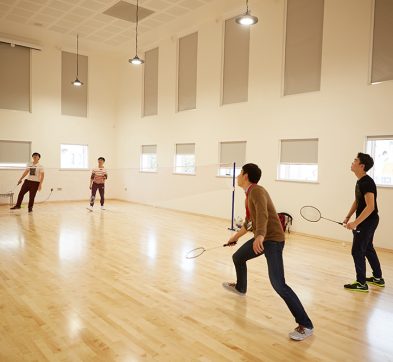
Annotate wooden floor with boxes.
[0,201,392,362]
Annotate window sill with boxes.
[276,178,319,184]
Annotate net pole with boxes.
[228,162,236,231]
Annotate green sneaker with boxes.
[344,281,368,292]
[366,276,385,287]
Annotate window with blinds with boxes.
[0,140,31,168]
[141,145,157,172]
[0,43,30,112]
[222,17,250,105]
[278,139,318,182]
[218,141,246,177]
[174,143,195,175]
[283,0,324,95]
[366,136,393,186]
[178,32,198,112]
[143,47,159,117]
[61,51,88,117]
[371,0,393,84]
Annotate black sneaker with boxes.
[10,205,21,210]
[366,276,385,287]
[344,281,368,292]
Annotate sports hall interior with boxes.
[0,0,392,361]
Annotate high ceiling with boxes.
[0,0,217,53]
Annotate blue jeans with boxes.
[232,238,313,329]
[351,216,382,284]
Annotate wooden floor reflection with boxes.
[0,201,392,361]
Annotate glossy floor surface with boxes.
[0,201,392,361]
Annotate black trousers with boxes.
[15,180,40,210]
[90,182,105,206]
[232,238,313,329]
[351,216,382,284]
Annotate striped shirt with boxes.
[91,168,107,184]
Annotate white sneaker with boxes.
[222,282,246,296]
[101,206,105,210]
[289,325,313,341]
[87,206,93,212]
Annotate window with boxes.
[0,43,30,112]
[140,145,157,172]
[175,143,195,174]
[284,0,324,95]
[278,139,318,182]
[366,136,393,186]
[371,0,393,83]
[143,47,159,116]
[60,144,88,169]
[218,141,246,177]
[222,16,250,105]
[0,140,31,168]
[178,32,198,111]
[61,51,88,117]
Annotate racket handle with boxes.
[224,241,237,247]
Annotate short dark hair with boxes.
[98,157,105,162]
[32,152,41,159]
[242,163,262,183]
[357,152,374,172]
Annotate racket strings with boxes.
[300,206,321,222]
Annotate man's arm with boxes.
[38,171,44,191]
[346,193,374,230]
[343,200,357,224]
[251,189,268,254]
[89,172,94,189]
[227,225,248,245]
[18,169,29,185]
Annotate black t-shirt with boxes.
[355,175,378,219]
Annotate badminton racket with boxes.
[300,206,359,232]
[186,241,237,259]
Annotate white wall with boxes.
[0,46,120,203]
[113,0,393,249]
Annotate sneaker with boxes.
[28,208,33,213]
[289,325,313,341]
[366,276,385,287]
[87,206,93,212]
[10,205,21,210]
[100,206,105,210]
[222,282,245,296]
[344,281,368,292]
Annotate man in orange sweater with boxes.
[223,163,313,341]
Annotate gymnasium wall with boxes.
[0,46,119,203]
[113,0,393,249]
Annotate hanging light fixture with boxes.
[72,34,83,86]
[129,0,144,65]
[236,0,258,26]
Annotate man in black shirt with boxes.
[343,153,385,292]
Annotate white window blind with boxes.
[178,32,198,111]
[371,0,393,83]
[0,140,31,167]
[61,51,88,117]
[222,17,250,105]
[144,47,159,116]
[0,43,30,112]
[284,0,324,95]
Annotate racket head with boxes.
[300,206,322,222]
[185,247,206,259]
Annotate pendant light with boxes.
[72,34,83,86]
[236,0,258,26]
[129,0,144,65]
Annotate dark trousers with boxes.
[90,182,105,206]
[15,180,40,210]
[232,238,313,329]
[351,216,382,284]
